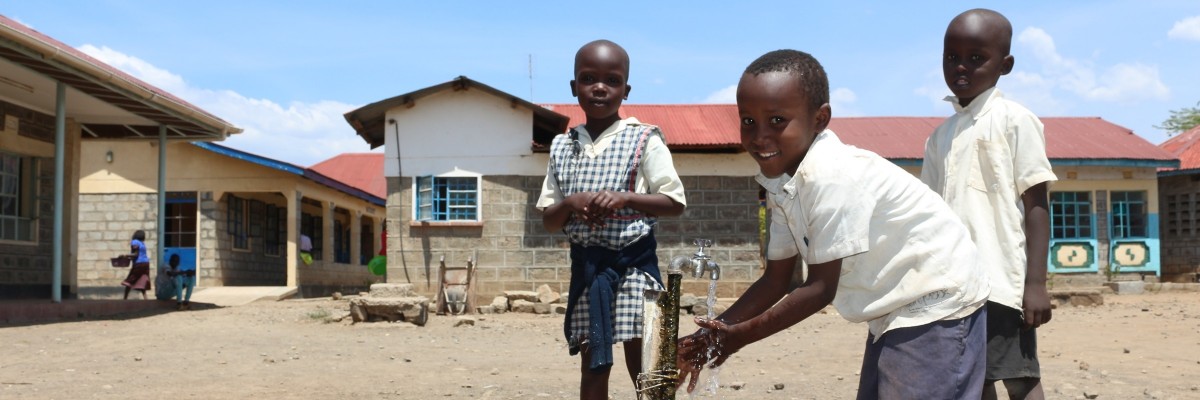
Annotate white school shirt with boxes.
[536,117,687,210]
[762,130,989,339]
[920,88,1057,312]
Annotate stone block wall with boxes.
[208,195,286,286]
[1160,175,1200,281]
[75,193,158,291]
[386,175,765,304]
[0,157,58,298]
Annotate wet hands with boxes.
[675,318,741,393]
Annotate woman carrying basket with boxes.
[121,230,152,300]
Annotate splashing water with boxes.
[690,278,722,398]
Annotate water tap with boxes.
[670,239,720,280]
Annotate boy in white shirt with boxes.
[676,49,990,400]
[922,9,1057,400]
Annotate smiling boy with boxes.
[921,9,1057,400]
[537,39,686,400]
[676,49,990,399]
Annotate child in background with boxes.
[921,8,1057,399]
[676,49,990,399]
[537,39,686,399]
[173,253,197,311]
[154,253,178,301]
[121,230,151,300]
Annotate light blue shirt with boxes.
[132,239,150,264]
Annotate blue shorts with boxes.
[857,306,987,400]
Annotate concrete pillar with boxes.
[286,191,299,287]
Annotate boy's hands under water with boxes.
[675,317,746,393]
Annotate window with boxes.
[414,175,479,221]
[227,195,249,250]
[360,221,374,265]
[333,218,350,264]
[1111,191,1147,238]
[165,193,197,248]
[249,200,265,241]
[301,212,322,260]
[264,204,281,256]
[0,151,36,242]
[1050,192,1093,239]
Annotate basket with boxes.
[110,256,132,268]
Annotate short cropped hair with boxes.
[744,50,829,112]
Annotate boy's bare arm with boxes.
[1021,182,1052,328]
[677,256,839,392]
[721,258,841,353]
[713,256,797,324]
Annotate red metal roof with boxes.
[309,153,386,199]
[542,104,741,150]
[542,104,1176,162]
[1160,125,1200,171]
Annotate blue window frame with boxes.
[1111,191,1147,238]
[1050,192,1093,239]
[415,175,479,221]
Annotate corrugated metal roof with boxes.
[1160,125,1200,172]
[310,153,386,199]
[542,104,1176,164]
[0,15,241,139]
[542,104,741,150]
[192,143,384,206]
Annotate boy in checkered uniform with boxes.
[537,39,686,399]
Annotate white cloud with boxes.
[912,67,950,111]
[1015,27,1169,104]
[1168,15,1200,41]
[77,45,369,166]
[702,84,737,103]
[829,87,861,117]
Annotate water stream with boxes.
[690,278,722,398]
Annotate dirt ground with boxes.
[2,291,1199,400]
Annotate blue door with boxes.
[164,192,198,275]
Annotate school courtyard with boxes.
[1,290,1198,399]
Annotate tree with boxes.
[1157,101,1200,136]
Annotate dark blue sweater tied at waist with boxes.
[564,233,662,372]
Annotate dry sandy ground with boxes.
[2,292,1199,400]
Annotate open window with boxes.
[414,168,481,222]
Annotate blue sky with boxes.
[5,1,1199,166]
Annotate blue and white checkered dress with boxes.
[549,122,665,347]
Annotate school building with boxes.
[76,141,386,298]
[344,76,1179,303]
[1158,125,1200,282]
[0,15,242,300]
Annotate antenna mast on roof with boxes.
[528,54,534,101]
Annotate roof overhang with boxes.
[343,75,569,149]
[0,16,242,141]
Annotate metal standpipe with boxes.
[639,239,721,400]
